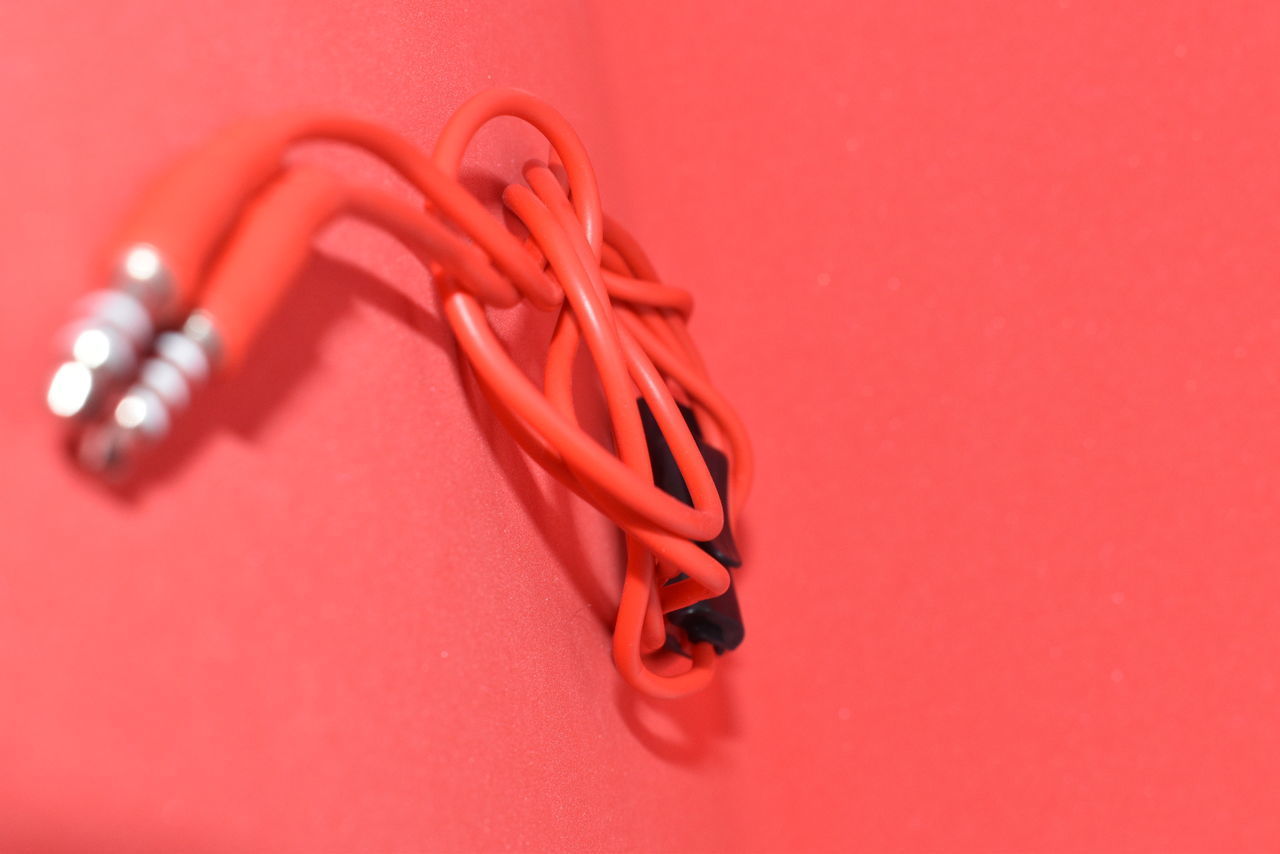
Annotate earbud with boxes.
[47,89,755,699]
[76,164,515,472]
[46,119,303,421]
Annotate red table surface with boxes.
[1,2,1278,851]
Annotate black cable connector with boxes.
[637,398,745,654]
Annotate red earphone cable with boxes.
[53,89,753,698]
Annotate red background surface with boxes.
[2,1,1279,851]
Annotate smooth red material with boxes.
[1,1,1278,851]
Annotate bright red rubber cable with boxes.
[91,89,757,698]
[437,93,754,696]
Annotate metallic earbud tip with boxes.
[75,387,171,475]
[76,423,139,476]
[48,323,143,420]
[113,387,170,440]
[46,361,98,419]
[57,322,138,376]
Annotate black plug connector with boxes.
[637,398,745,654]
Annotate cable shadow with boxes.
[448,299,618,629]
[79,161,520,499]
[71,247,618,628]
[613,655,741,766]
[85,252,448,499]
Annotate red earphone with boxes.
[46,89,753,699]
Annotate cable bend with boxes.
[50,89,752,698]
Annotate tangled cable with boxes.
[46,89,753,698]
